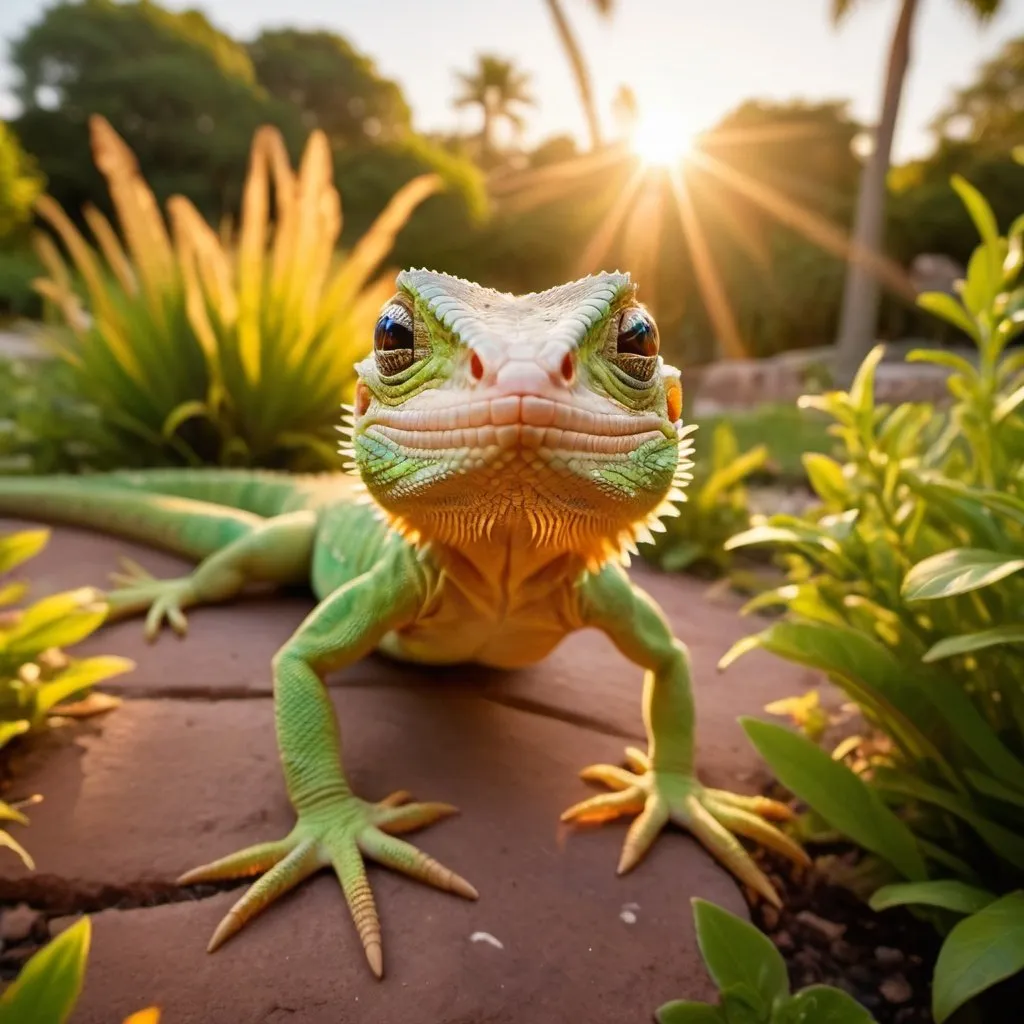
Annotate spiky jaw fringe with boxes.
[338,407,698,573]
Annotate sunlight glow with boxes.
[631,109,705,168]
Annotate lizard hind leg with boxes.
[105,509,318,641]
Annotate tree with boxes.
[931,34,1024,154]
[10,0,302,223]
[248,29,411,147]
[831,0,1003,384]
[452,55,535,165]
[0,123,44,243]
[542,0,614,151]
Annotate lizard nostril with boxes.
[560,352,575,385]
[470,351,485,381]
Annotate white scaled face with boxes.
[348,270,694,556]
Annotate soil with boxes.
[748,848,941,1024]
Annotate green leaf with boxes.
[0,530,50,576]
[161,399,214,439]
[656,1003,725,1024]
[699,446,768,508]
[724,524,841,556]
[740,718,926,881]
[907,347,979,381]
[802,454,848,506]
[873,770,1024,870]
[37,656,135,715]
[965,769,1024,810]
[3,588,108,658]
[916,293,980,343]
[903,548,1024,601]
[994,382,1024,422]
[719,985,766,1024]
[0,720,30,751]
[0,828,34,870]
[0,800,29,826]
[0,581,28,606]
[0,916,90,1024]
[924,625,1024,663]
[721,621,946,776]
[692,898,789,1011]
[933,892,1024,1023]
[774,986,877,1023]
[849,345,884,421]
[952,174,1000,252]
[869,880,996,916]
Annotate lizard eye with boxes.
[611,308,659,382]
[373,303,415,375]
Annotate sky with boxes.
[1,0,1023,161]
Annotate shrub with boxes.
[0,248,44,322]
[723,163,1024,1020]
[0,355,109,474]
[0,528,132,868]
[30,115,441,470]
[646,421,768,577]
[655,898,874,1023]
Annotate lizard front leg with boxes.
[177,543,476,977]
[561,563,808,906]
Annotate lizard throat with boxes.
[348,406,697,572]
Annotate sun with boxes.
[631,108,705,168]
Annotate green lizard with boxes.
[0,269,806,977]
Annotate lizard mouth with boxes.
[363,395,669,458]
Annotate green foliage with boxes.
[0,123,44,244]
[333,133,488,271]
[0,917,89,1024]
[249,29,410,147]
[0,528,133,868]
[655,899,875,1023]
[0,917,159,1024]
[30,116,440,470]
[10,0,303,224]
[0,355,108,473]
[647,422,767,576]
[701,403,835,481]
[0,249,44,321]
[724,164,1024,1017]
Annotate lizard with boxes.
[0,268,807,978]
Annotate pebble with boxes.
[830,939,859,964]
[761,905,780,930]
[0,905,40,946]
[795,910,847,942]
[880,974,913,1005]
[875,946,904,968]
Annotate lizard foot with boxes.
[177,789,477,977]
[560,746,809,907]
[106,558,195,640]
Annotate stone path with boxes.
[0,520,820,1024]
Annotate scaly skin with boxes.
[0,269,807,978]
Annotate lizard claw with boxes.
[179,789,475,977]
[561,747,808,907]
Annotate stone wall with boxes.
[687,343,971,415]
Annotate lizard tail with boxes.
[81,469,320,517]
[0,475,266,561]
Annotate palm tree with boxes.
[543,0,614,151]
[832,0,1002,384]
[453,55,535,165]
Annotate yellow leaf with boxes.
[123,1008,161,1024]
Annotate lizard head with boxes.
[345,269,695,569]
